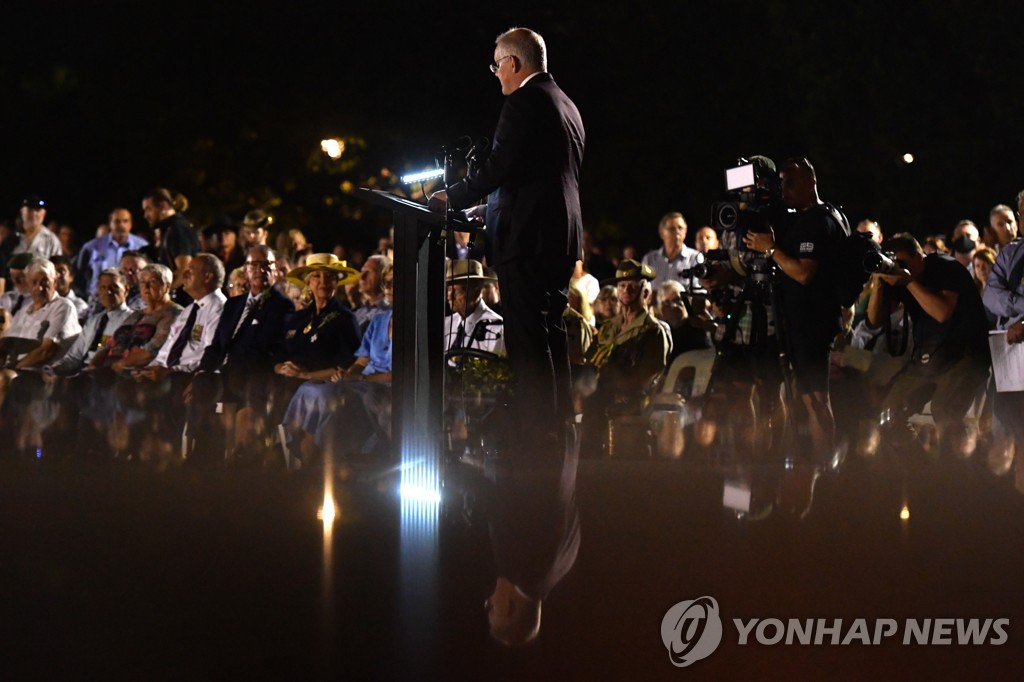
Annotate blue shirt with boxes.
[356,309,392,375]
[76,232,150,297]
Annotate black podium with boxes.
[356,189,471,471]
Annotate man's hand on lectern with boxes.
[428,190,448,213]
[464,204,486,224]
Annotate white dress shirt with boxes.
[49,303,138,373]
[151,289,227,372]
[444,300,506,356]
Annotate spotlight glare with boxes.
[318,493,337,525]
[399,484,441,504]
[899,505,910,521]
[321,138,345,160]
[902,152,914,164]
[400,168,445,184]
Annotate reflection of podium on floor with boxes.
[356,189,474,464]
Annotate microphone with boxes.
[465,137,490,174]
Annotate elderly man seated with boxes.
[0,258,82,373]
[279,264,395,467]
[0,258,82,440]
[444,259,505,357]
[580,259,669,455]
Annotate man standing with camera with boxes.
[744,157,847,455]
[867,233,990,431]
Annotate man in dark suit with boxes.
[186,245,293,462]
[431,27,584,646]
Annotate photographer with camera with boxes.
[741,157,847,455]
[866,233,990,434]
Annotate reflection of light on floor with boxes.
[398,436,440,667]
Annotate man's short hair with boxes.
[990,203,1014,218]
[119,250,147,265]
[657,279,684,305]
[366,254,392,272]
[98,267,127,289]
[1016,189,1024,210]
[25,258,55,280]
[246,245,276,262]
[50,254,73,271]
[659,212,686,229]
[142,263,173,287]
[781,156,817,180]
[194,253,226,288]
[886,233,922,255]
[496,27,547,72]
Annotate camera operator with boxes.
[742,157,847,455]
[866,233,990,432]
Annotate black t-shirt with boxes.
[774,204,846,344]
[890,253,990,365]
[157,214,200,268]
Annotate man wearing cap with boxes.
[239,210,272,250]
[75,208,149,300]
[581,260,669,453]
[444,259,505,356]
[0,253,34,317]
[13,197,62,260]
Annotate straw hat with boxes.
[286,253,359,286]
[446,259,496,284]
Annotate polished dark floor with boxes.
[2,426,1022,680]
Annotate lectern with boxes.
[356,189,471,466]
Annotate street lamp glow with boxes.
[400,168,445,184]
[321,138,345,160]
[902,153,915,164]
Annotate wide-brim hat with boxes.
[446,259,496,284]
[601,259,655,286]
[241,209,273,230]
[286,253,359,286]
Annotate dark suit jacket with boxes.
[199,287,294,372]
[447,73,584,267]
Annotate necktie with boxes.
[453,321,466,350]
[11,294,25,316]
[166,304,199,368]
[231,297,257,341]
[87,312,109,352]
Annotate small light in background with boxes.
[321,138,345,160]
[899,505,910,521]
[902,152,915,165]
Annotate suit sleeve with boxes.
[983,244,1024,324]
[447,93,533,211]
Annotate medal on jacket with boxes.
[303,322,313,334]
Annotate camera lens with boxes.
[716,203,738,231]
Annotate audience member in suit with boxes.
[186,245,293,462]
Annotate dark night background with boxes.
[2,0,1023,255]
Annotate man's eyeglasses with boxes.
[489,55,512,74]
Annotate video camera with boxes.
[710,157,782,249]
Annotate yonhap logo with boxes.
[660,596,723,667]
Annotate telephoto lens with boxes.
[863,251,903,275]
